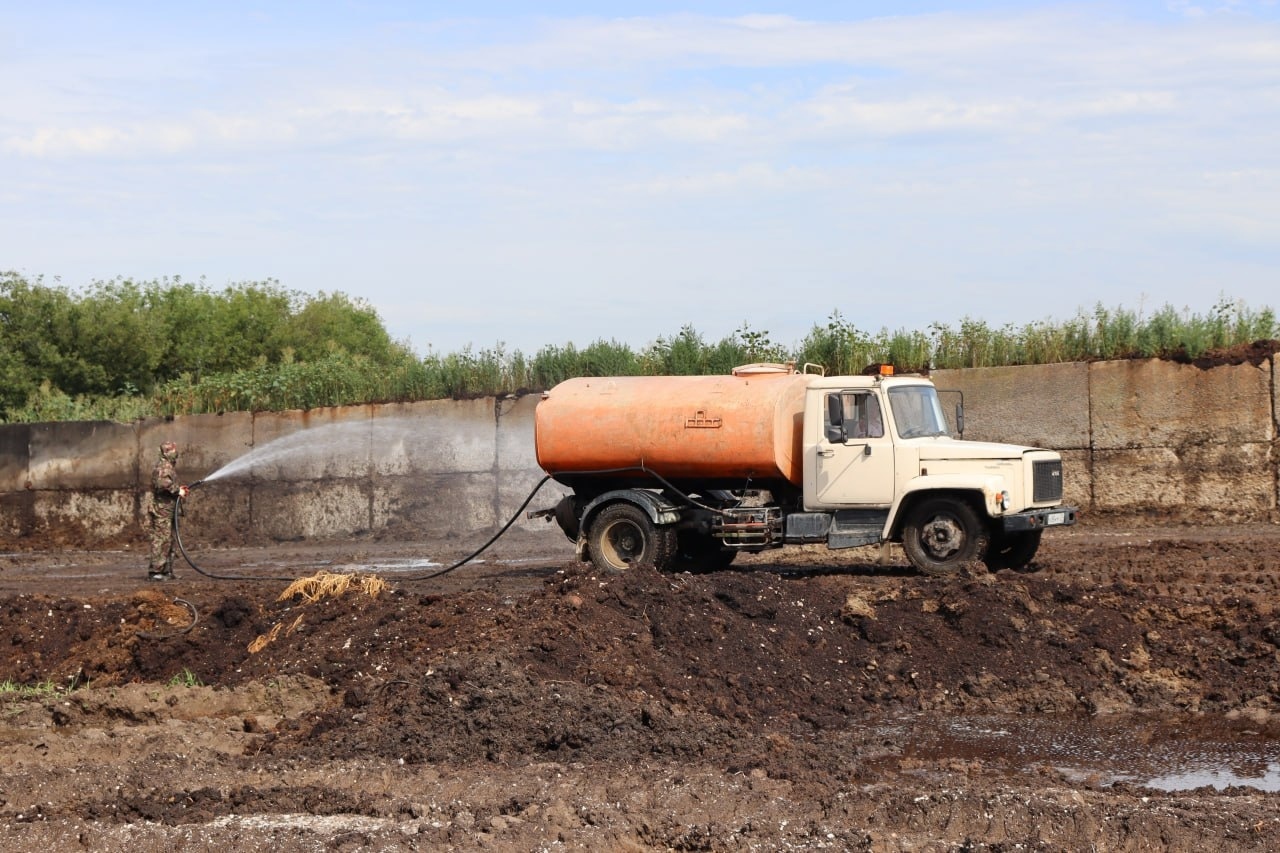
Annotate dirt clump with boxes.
[1179,338,1280,368]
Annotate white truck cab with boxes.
[800,369,1074,573]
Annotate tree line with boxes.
[1,271,1276,423]
[1,273,408,421]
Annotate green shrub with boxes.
[1,273,1276,422]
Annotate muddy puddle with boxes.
[320,555,566,572]
[886,712,1280,791]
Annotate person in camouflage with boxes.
[147,441,188,580]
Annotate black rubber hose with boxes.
[393,474,554,581]
[171,489,299,582]
[391,463,724,582]
[170,474,560,583]
[168,463,723,585]
[136,597,200,640]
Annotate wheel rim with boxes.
[920,515,964,561]
[600,518,645,569]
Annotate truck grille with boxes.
[1032,460,1063,503]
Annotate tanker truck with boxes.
[532,362,1077,576]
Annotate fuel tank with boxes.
[535,366,815,491]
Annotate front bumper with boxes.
[1001,506,1079,533]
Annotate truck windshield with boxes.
[887,385,951,439]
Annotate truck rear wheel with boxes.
[984,529,1042,572]
[902,498,989,576]
[587,503,675,573]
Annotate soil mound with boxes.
[3,525,1280,849]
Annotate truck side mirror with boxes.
[938,389,965,436]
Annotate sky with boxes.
[3,1,1279,357]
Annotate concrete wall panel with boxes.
[372,473,497,541]
[1179,442,1276,512]
[0,424,31,492]
[1092,443,1274,517]
[496,395,537,472]
[932,363,1090,450]
[1090,360,1272,450]
[1060,449,1092,511]
[494,394,569,532]
[33,490,135,545]
[1273,355,1279,431]
[138,412,255,487]
[250,480,371,541]
[248,407,375,482]
[371,399,495,476]
[1092,448,1182,510]
[501,469,572,534]
[1271,354,1280,432]
[0,491,34,539]
[29,421,138,489]
[174,483,254,549]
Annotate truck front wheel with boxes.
[902,498,989,576]
[587,503,676,573]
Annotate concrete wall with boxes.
[1,355,1277,551]
[932,362,1094,512]
[933,356,1278,521]
[0,394,569,550]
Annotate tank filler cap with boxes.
[731,362,796,376]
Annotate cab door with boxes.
[805,389,896,508]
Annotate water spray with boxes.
[168,468,559,584]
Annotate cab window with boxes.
[824,392,884,441]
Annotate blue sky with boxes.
[3,2,1279,356]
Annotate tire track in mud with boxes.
[1034,535,1280,606]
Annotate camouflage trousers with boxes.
[147,494,178,574]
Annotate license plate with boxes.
[1046,512,1065,526]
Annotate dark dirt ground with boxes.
[4,517,1280,851]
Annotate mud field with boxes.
[3,518,1280,851]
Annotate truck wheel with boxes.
[587,503,675,573]
[672,532,738,573]
[984,530,1042,572]
[902,498,989,576]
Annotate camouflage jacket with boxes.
[152,457,180,498]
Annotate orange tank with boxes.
[535,366,815,491]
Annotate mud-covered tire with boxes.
[902,498,989,576]
[586,503,676,573]
[984,529,1043,572]
[671,532,738,573]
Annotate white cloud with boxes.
[7,8,1279,160]
[625,161,827,195]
